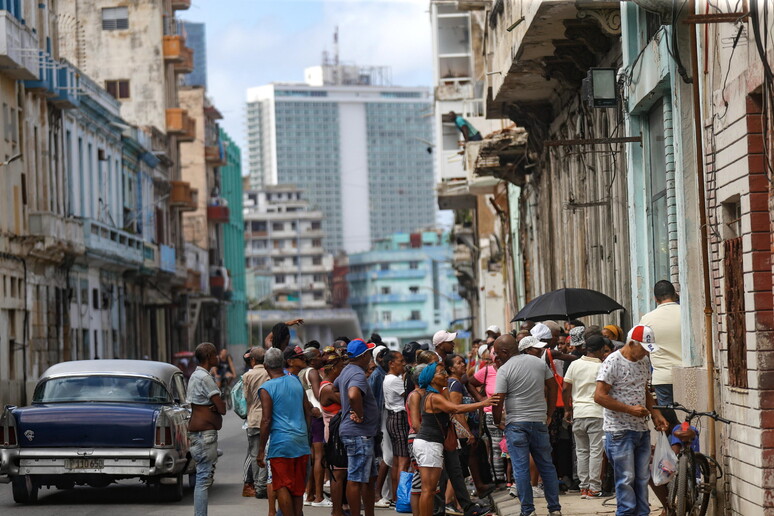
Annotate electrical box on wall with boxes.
[582,68,618,108]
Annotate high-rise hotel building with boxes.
[246,64,436,254]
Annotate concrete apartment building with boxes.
[346,231,465,346]
[245,64,436,254]
[181,21,206,88]
[243,185,332,310]
[434,0,774,513]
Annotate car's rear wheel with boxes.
[157,473,183,502]
[12,475,39,504]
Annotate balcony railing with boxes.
[370,320,428,331]
[348,269,426,281]
[23,50,56,93]
[169,181,198,211]
[166,107,194,139]
[50,60,80,109]
[205,144,227,167]
[349,293,428,305]
[163,35,185,62]
[171,0,191,11]
[143,243,159,270]
[0,10,39,80]
[160,244,176,273]
[28,212,85,257]
[174,46,194,74]
[82,218,143,267]
[207,204,230,224]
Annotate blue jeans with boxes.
[340,435,378,483]
[605,430,651,516]
[189,430,218,516]
[504,422,561,515]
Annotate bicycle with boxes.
[653,403,731,516]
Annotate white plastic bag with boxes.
[652,432,678,486]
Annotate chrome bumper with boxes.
[0,447,186,478]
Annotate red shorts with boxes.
[270,455,309,496]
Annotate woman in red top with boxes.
[318,349,346,516]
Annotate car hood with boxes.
[13,403,161,448]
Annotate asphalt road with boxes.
[0,412,331,515]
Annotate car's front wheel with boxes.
[12,475,39,504]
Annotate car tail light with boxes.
[0,408,18,447]
[154,412,174,447]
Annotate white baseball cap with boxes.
[477,343,489,358]
[486,325,501,335]
[518,336,547,352]
[627,325,659,353]
[530,322,552,341]
[432,330,458,346]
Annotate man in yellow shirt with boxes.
[638,280,681,429]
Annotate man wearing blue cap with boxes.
[335,338,379,516]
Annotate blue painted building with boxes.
[347,231,466,345]
[181,21,207,89]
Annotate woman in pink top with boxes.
[467,348,505,484]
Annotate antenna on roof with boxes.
[333,26,339,67]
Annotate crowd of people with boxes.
[185,280,683,516]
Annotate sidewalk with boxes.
[491,488,663,515]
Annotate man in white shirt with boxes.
[638,280,681,430]
[563,335,608,498]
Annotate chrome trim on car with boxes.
[0,447,187,476]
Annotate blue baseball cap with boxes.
[347,338,375,358]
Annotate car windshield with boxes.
[33,375,172,404]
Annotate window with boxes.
[381,311,392,323]
[312,239,322,247]
[409,286,419,294]
[380,263,389,271]
[102,7,128,30]
[381,286,391,295]
[275,274,285,284]
[409,261,419,270]
[273,222,284,231]
[410,310,421,321]
[313,274,325,282]
[312,256,322,265]
[647,99,669,281]
[105,80,130,99]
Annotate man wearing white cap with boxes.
[493,335,562,516]
[432,329,457,362]
[594,325,669,516]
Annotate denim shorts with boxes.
[340,435,378,483]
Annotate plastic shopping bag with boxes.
[652,432,678,486]
[396,470,414,513]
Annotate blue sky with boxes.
[181,0,433,153]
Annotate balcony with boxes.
[0,10,39,80]
[50,60,80,109]
[163,35,185,62]
[174,46,194,74]
[347,269,426,281]
[185,269,201,290]
[27,212,85,259]
[171,0,191,10]
[23,50,56,93]
[210,266,231,299]
[143,243,159,270]
[463,127,529,185]
[371,320,428,331]
[166,108,195,139]
[160,244,176,273]
[349,294,428,305]
[207,204,230,224]
[205,144,227,167]
[169,181,197,211]
[82,218,144,268]
[180,116,196,142]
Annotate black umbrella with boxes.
[511,288,625,322]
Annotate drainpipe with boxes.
[688,1,717,459]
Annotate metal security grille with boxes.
[724,236,748,388]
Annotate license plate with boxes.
[64,458,104,470]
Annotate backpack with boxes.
[324,412,348,470]
[231,375,247,419]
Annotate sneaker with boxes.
[586,489,603,498]
[311,498,333,507]
[548,512,563,516]
[242,483,256,497]
[255,490,267,499]
[375,497,392,508]
[508,485,518,498]
[444,505,463,516]
[580,488,588,499]
[532,485,544,498]
[303,499,312,506]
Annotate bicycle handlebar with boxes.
[653,403,731,425]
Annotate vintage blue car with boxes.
[0,360,194,503]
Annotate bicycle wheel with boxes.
[674,454,694,515]
[693,454,712,516]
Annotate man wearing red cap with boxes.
[594,325,669,516]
